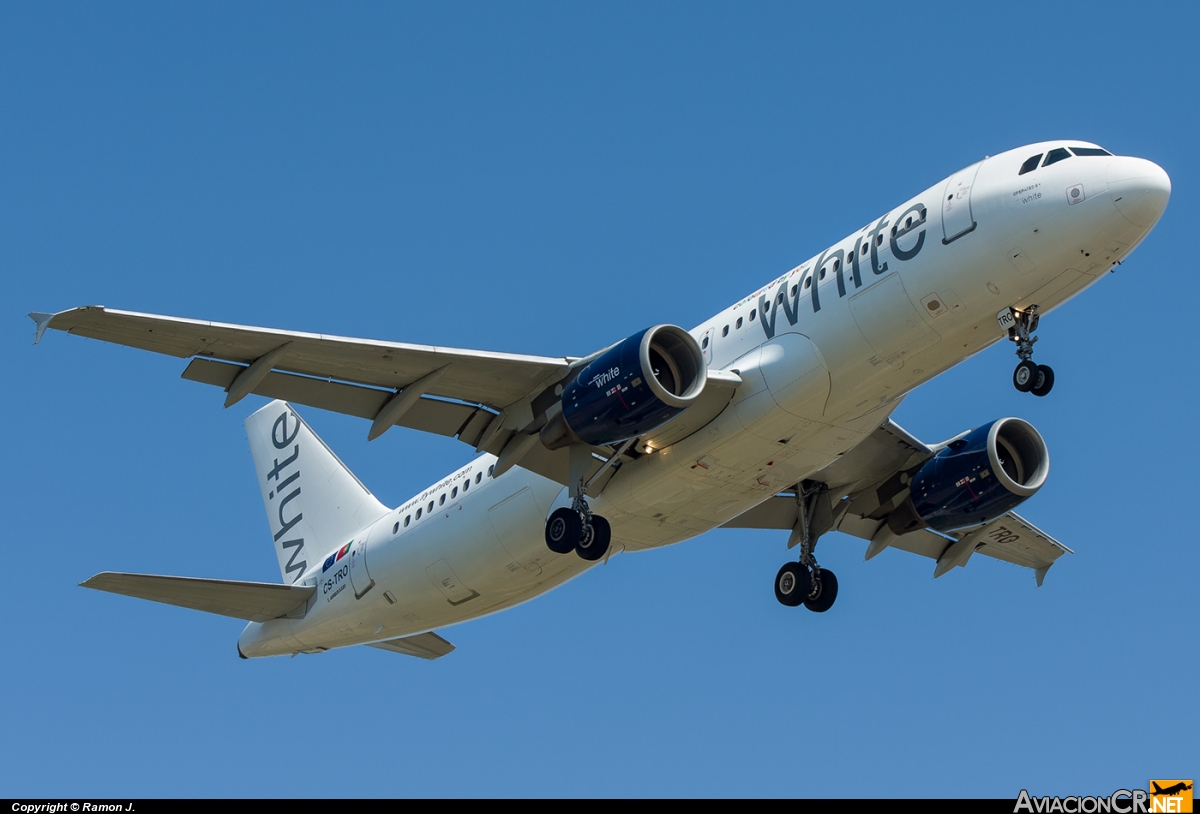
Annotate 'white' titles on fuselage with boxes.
[758,203,927,340]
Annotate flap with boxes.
[81,572,315,622]
[367,631,456,660]
[185,358,487,437]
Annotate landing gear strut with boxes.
[774,481,839,613]
[545,487,611,561]
[1006,305,1054,397]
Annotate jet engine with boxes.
[887,417,1049,534]
[540,325,706,449]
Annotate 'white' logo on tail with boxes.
[266,410,306,582]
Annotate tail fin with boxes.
[246,400,389,583]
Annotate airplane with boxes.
[1152,783,1193,797]
[30,139,1170,660]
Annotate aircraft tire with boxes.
[803,569,838,613]
[1030,364,1055,397]
[1013,360,1038,392]
[774,562,810,607]
[545,508,582,554]
[576,515,611,561]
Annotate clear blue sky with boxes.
[3,1,1195,798]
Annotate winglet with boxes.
[28,312,55,344]
[1035,564,1051,587]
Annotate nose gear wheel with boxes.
[1005,306,1054,396]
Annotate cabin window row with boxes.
[702,206,930,348]
[391,465,496,533]
[707,307,759,344]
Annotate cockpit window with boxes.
[1042,148,1072,167]
[1019,154,1043,175]
[1070,146,1112,157]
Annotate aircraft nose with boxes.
[1107,157,1171,228]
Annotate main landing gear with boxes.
[774,481,839,613]
[1006,305,1054,397]
[545,493,611,561]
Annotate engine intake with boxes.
[541,325,706,449]
[888,417,1050,534]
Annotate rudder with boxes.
[246,400,389,583]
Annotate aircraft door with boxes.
[941,161,982,244]
[349,534,375,599]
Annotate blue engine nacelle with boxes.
[887,417,1050,534]
[540,325,707,449]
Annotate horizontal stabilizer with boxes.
[367,632,456,660]
[81,572,314,622]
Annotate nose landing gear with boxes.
[1003,306,1054,397]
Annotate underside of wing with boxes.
[34,306,746,491]
[722,418,1072,584]
[81,572,315,622]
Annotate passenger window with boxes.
[404,515,411,527]
[1042,148,1072,167]
[790,285,797,297]
[750,309,756,321]
[476,473,482,483]
[462,480,469,492]
[722,325,729,337]
[876,234,883,246]
[1019,154,1043,175]
[427,501,434,512]
[736,317,743,329]
[702,336,709,349]
[451,486,458,498]
[819,268,826,280]
[804,278,811,289]
[416,508,422,519]
[833,258,840,271]
[488,466,494,477]
[393,522,399,533]
[1070,146,1112,157]
[439,494,446,506]
[861,244,868,255]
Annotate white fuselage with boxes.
[239,141,1168,657]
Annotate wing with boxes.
[32,306,741,489]
[723,419,1073,585]
[33,305,569,413]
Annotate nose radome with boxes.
[1107,157,1171,228]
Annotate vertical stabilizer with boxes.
[246,401,390,584]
